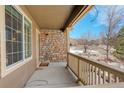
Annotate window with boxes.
[5,5,32,67]
[24,18,32,58]
[5,5,23,66]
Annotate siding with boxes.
[0,5,40,88]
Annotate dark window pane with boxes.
[19,15,22,21]
[27,51,29,58]
[28,51,31,57]
[5,12,11,27]
[5,5,11,13]
[18,21,22,31]
[29,43,31,51]
[27,28,29,35]
[28,43,30,51]
[24,27,27,38]
[16,53,20,62]
[6,41,12,53]
[29,36,31,43]
[25,43,27,52]
[6,54,13,66]
[18,52,23,60]
[11,7,18,18]
[28,35,30,42]
[17,12,22,21]
[25,51,28,58]
[18,42,23,52]
[25,34,27,43]
[13,42,18,53]
[12,30,17,41]
[17,32,22,42]
[12,17,17,30]
[6,27,12,40]
[13,53,18,63]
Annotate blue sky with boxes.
[69,6,124,39]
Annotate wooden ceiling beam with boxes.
[62,5,94,32]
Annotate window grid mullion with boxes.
[5,5,23,66]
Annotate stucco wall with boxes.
[0,5,39,88]
[39,29,67,63]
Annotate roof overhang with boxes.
[26,5,93,31]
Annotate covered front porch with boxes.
[24,52,124,88]
[0,5,124,88]
[9,5,124,88]
[24,62,79,88]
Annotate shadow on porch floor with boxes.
[24,62,80,88]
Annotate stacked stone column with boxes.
[39,29,67,63]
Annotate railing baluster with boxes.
[84,62,86,84]
[83,62,85,83]
[95,67,97,85]
[89,64,91,85]
[86,63,88,85]
[82,61,84,82]
[91,65,94,85]
[77,58,80,82]
[87,63,89,85]
[85,63,87,84]
[103,71,106,84]
[98,68,101,84]
[115,76,119,83]
[108,72,112,83]
[85,62,87,84]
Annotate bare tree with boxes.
[83,39,88,53]
[99,31,106,45]
[80,30,91,53]
[103,6,124,62]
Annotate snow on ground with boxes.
[108,62,124,69]
[70,47,124,69]
[70,48,83,54]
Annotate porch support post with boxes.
[65,27,72,68]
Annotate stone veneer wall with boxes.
[39,29,67,63]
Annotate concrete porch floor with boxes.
[24,62,80,88]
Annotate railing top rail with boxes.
[68,52,124,76]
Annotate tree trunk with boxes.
[84,45,87,53]
[106,42,109,62]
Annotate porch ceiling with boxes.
[26,5,74,30]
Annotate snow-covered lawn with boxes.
[70,47,124,69]
[108,62,124,69]
[70,48,83,54]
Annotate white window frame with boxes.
[0,5,33,78]
[24,17,32,59]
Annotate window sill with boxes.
[1,56,33,78]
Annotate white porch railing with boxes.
[67,52,124,86]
